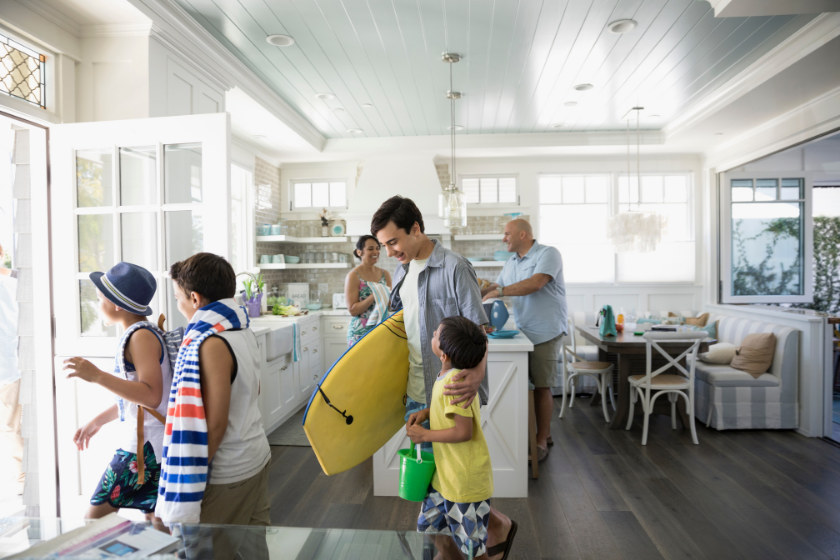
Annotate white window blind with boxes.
[461,176,517,204]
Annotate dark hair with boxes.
[371,196,424,237]
[354,235,380,260]
[170,253,235,303]
[437,316,487,370]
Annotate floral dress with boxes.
[347,269,388,347]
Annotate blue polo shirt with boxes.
[496,241,568,345]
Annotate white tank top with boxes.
[121,328,172,464]
[209,329,271,484]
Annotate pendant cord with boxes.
[626,118,630,210]
[636,109,641,211]
[450,60,455,187]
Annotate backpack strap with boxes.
[136,406,167,484]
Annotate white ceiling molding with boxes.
[2,1,81,60]
[665,12,840,140]
[126,0,326,152]
[231,136,282,168]
[79,22,153,38]
[15,0,82,37]
[704,84,840,171]
[709,0,840,17]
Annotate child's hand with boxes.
[406,409,429,428]
[406,422,428,444]
[63,357,102,383]
[73,420,101,450]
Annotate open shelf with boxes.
[258,263,352,270]
[453,234,504,241]
[256,235,349,244]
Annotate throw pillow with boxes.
[731,333,777,378]
[690,323,717,339]
[685,313,710,327]
[698,341,735,364]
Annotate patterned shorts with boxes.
[90,442,160,514]
[416,485,491,557]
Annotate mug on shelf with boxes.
[259,254,270,264]
[270,224,282,235]
[272,254,285,263]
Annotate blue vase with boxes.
[490,300,509,330]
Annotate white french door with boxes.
[49,113,230,517]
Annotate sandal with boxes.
[486,520,518,560]
[548,436,554,447]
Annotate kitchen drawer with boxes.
[322,316,351,336]
[298,317,319,344]
[307,338,322,374]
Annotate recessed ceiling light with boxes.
[608,19,637,34]
[266,34,294,47]
[714,132,724,136]
[551,123,564,129]
[332,107,345,114]
[573,84,593,92]
[315,92,335,100]
[564,101,577,107]
[347,129,363,134]
[447,125,464,131]
[253,135,266,140]
[649,114,661,118]
[361,103,373,108]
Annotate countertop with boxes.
[487,332,534,352]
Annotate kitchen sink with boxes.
[265,324,294,361]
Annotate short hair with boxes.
[354,235,380,260]
[170,253,235,303]
[371,196,424,237]
[437,316,487,370]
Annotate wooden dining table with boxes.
[575,325,714,430]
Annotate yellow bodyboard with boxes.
[303,310,409,475]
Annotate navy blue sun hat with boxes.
[89,262,156,316]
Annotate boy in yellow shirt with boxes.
[408,316,513,559]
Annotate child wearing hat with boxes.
[63,262,172,525]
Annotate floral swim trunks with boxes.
[90,441,160,513]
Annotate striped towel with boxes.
[365,282,392,327]
[292,322,302,362]
[155,298,249,525]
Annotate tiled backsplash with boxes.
[253,158,529,302]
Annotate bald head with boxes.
[503,219,534,255]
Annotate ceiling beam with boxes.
[709,0,840,17]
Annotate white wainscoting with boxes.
[566,285,705,316]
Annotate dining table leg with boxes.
[608,354,632,430]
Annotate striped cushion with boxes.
[692,361,779,388]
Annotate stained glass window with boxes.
[0,33,46,109]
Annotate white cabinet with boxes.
[260,352,293,430]
[322,316,351,374]
[297,346,313,400]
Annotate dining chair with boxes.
[626,331,706,445]
[559,317,616,422]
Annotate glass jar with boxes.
[332,252,339,263]
[315,252,325,263]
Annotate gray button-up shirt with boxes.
[390,240,489,405]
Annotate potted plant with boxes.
[241,274,265,318]
[318,208,332,237]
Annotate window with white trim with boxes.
[291,179,347,210]
[461,175,517,205]
[538,173,695,284]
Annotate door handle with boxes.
[332,324,344,330]
[312,326,318,332]
[313,349,318,354]
[281,365,288,371]
[301,330,307,336]
[303,346,308,352]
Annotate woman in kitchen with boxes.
[344,235,392,347]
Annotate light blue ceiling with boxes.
[174,0,814,139]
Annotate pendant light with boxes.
[607,107,667,253]
[439,53,467,229]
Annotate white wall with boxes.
[149,37,225,118]
[76,35,150,122]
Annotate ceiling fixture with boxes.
[361,103,373,108]
[266,34,295,47]
[649,114,661,118]
[315,92,334,100]
[608,19,637,34]
[564,101,577,107]
[714,132,724,136]
[253,135,266,140]
[332,108,345,114]
[347,128,363,134]
[439,53,466,229]
[447,125,464,131]
[551,123,564,129]
[573,83,593,92]
[607,107,667,253]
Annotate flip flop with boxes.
[486,519,518,560]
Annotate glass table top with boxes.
[0,517,475,559]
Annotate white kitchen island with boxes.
[373,333,534,498]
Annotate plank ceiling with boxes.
[174,0,815,139]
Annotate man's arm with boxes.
[482,274,551,301]
[198,337,234,462]
[480,283,499,297]
[447,260,489,407]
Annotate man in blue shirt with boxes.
[482,219,568,461]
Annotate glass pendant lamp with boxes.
[439,53,466,229]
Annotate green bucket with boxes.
[398,442,436,502]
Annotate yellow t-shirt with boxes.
[429,368,493,503]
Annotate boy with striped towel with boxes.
[64,262,172,526]
[156,253,271,526]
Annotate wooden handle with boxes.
[157,313,166,330]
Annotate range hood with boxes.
[344,156,445,236]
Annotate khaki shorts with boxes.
[200,459,271,526]
[528,334,564,388]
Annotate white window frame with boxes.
[459,174,519,206]
[230,162,254,280]
[0,24,55,115]
[289,178,348,211]
[538,171,696,285]
[720,170,814,304]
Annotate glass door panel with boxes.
[164,143,203,203]
[79,279,116,337]
[76,149,113,207]
[120,212,158,271]
[119,146,157,205]
[164,210,203,267]
[77,214,114,272]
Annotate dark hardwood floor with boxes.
[266,397,840,560]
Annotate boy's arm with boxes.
[73,404,119,451]
[198,336,234,462]
[63,329,164,409]
[407,414,472,444]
